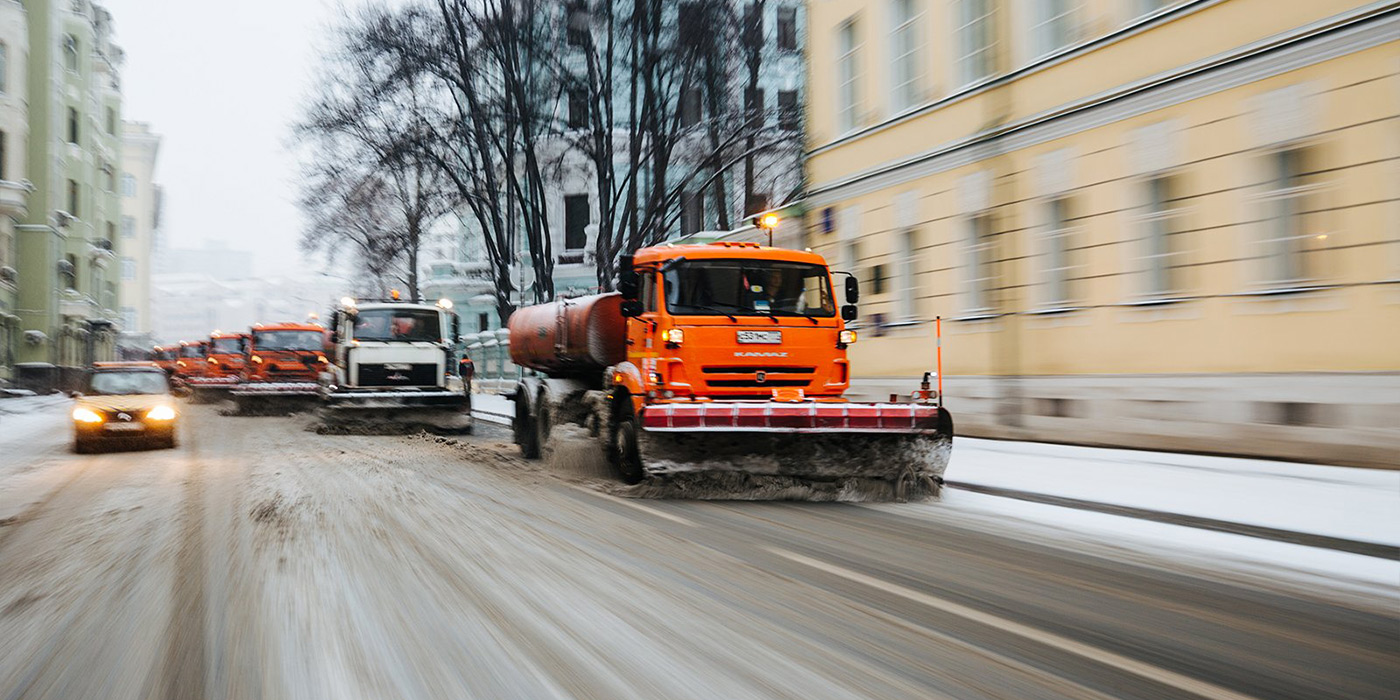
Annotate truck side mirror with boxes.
[841,305,858,321]
[620,300,643,318]
[845,275,860,303]
[617,254,639,299]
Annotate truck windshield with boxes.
[254,330,323,351]
[352,309,442,342]
[210,337,245,354]
[89,371,168,396]
[665,260,835,318]
[180,345,204,358]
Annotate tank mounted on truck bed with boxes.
[509,240,952,500]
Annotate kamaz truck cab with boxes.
[230,322,328,414]
[187,331,248,402]
[318,295,471,433]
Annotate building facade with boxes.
[116,121,158,349]
[0,0,31,385]
[10,0,124,390]
[805,0,1399,467]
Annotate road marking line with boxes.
[566,484,698,527]
[769,548,1263,700]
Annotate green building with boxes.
[7,0,124,390]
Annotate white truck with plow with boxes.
[318,296,472,434]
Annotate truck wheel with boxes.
[515,396,540,459]
[534,389,552,453]
[610,411,645,485]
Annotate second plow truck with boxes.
[186,331,247,402]
[231,321,329,414]
[509,241,953,500]
[317,296,472,434]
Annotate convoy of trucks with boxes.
[141,227,953,499]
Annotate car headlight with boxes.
[146,405,177,421]
[72,407,104,424]
[838,330,857,345]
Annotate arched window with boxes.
[0,42,9,94]
[63,34,79,72]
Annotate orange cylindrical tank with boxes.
[509,293,628,376]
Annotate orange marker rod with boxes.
[935,316,943,409]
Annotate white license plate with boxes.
[737,331,782,344]
[104,422,145,432]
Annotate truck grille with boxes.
[700,366,816,390]
[357,363,438,387]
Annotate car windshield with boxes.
[254,330,323,351]
[664,260,835,317]
[352,309,443,342]
[210,337,245,354]
[89,371,169,396]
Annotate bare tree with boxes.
[296,7,460,302]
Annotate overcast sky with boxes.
[105,0,354,278]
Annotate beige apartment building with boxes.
[118,121,159,346]
[804,0,1399,467]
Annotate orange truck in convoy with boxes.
[173,340,209,380]
[230,322,329,413]
[186,331,248,402]
[509,240,952,498]
[151,345,179,375]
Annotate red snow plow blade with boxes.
[634,401,953,497]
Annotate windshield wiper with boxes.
[764,309,820,325]
[681,303,738,322]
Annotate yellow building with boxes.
[804,0,1399,467]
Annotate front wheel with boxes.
[515,395,540,459]
[610,409,645,485]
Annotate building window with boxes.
[1032,0,1076,57]
[106,220,116,243]
[956,0,995,86]
[890,0,923,112]
[741,4,764,49]
[1262,148,1319,285]
[0,42,8,94]
[121,257,136,281]
[745,87,765,126]
[0,130,6,181]
[777,7,798,51]
[1043,197,1074,306]
[898,228,917,320]
[63,35,79,72]
[121,174,136,197]
[563,194,589,251]
[121,215,136,239]
[106,106,117,134]
[965,213,996,313]
[777,90,799,131]
[68,107,80,144]
[67,179,80,217]
[566,6,589,47]
[567,87,587,128]
[681,191,705,236]
[836,19,861,133]
[61,254,77,289]
[1142,175,1181,296]
[680,86,702,127]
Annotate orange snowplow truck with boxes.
[509,241,952,498]
[186,331,248,402]
[231,322,329,413]
[151,345,179,375]
[173,341,209,380]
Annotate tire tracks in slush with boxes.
[159,426,208,700]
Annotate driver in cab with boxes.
[744,269,800,314]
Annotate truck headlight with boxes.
[72,407,104,424]
[838,330,857,345]
[664,328,684,346]
[146,405,177,421]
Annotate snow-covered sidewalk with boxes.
[948,437,1399,549]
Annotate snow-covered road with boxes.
[0,399,1395,699]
